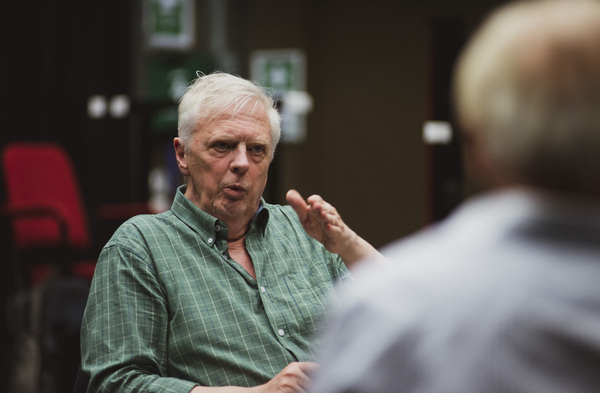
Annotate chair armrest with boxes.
[1,203,69,248]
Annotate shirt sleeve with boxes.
[81,242,198,393]
[332,253,351,283]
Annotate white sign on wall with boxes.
[250,49,312,143]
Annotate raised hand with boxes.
[286,189,381,268]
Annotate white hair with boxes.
[454,0,600,194]
[178,71,281,157]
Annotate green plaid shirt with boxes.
[81,186,349,392]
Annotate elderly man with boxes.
[80,72,379,393]
[310,1,600,393]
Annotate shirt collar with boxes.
[171,185,270,241]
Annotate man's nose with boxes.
[230,144,250,172]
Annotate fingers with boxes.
[287,190,343,229]
[286,190,331,224]
[280,362,319,393]
[306,195,341,229]
[259,361,319,393]
[285,190,379,267]
[286,190,332,216]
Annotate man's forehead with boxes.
[206,99,268,123]
[200,106,271,140]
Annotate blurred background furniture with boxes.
[1,141,151,286]
[1,141,154,393]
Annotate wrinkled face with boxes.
[175,101,273,224]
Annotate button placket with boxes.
[257,282,284,339]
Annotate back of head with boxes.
[454,0,600,195]
[178,72,281,154]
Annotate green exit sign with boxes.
[144,0,194,50]
[250,49,306,97]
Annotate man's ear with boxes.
[173,138,190,176]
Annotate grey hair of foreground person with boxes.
[453,0,600,195]
[177,72,282,158]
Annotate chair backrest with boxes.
[2,142,91,250]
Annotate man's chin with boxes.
[214,199,257,220]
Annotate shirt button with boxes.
[215,224,221,232]
[278,329,285,337]
[207,238,214,244]
[260,286,266,293]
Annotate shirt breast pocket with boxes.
[281,271,336,337]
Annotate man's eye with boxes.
[249,145,266,155]
[212,142,230,152]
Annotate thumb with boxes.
[286,189,308,220]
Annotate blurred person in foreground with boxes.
[80,72,380,393]
[310,1,600,392]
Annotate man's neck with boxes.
[227,224,250,242]
[227,236,256,278]
[221,202,263,241]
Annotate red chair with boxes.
[1,142,150,285]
